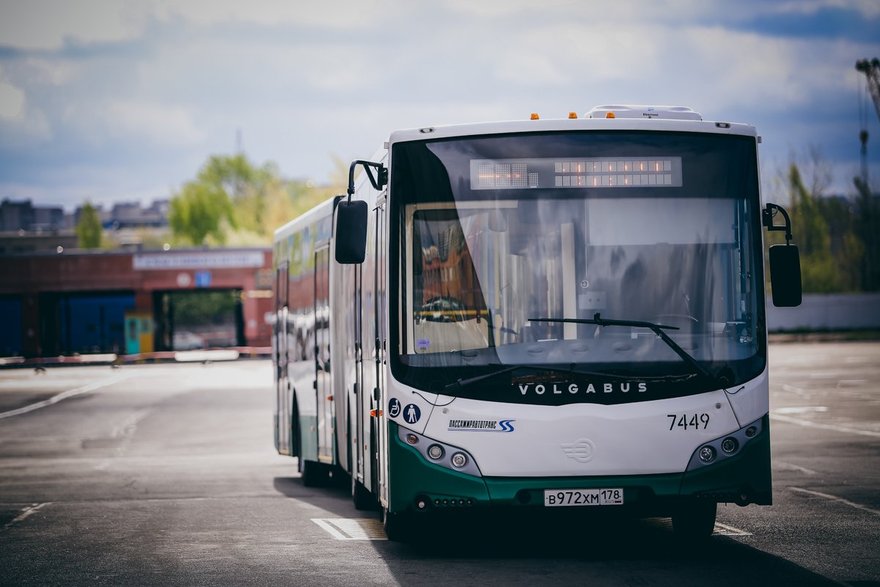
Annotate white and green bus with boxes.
[272,105,801,541]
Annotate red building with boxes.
[0,247,273,359]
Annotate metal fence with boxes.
[767,293,880,332]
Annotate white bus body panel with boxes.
[390,381,743,477]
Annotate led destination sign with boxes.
[470,157,682,190]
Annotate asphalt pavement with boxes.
[0,343,878,586]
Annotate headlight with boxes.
[698,446,716,463]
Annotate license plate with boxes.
[544,488,624,507]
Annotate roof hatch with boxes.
[587,105,702,121]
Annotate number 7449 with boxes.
[667,413,710,431]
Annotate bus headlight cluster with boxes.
[686,418,763,471]
[397,426,482,477]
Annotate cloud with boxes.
[0,0,151,50]
[149,0,404,29]
[0,0,877,209]
[0,65,52,147]
[737,4,879,41]
[0,0,410,53]
[0,76,24,119]
[104,101,204,146]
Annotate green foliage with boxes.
[169,181,235,246]
[853,177,880,290]
[772,161,877,293]
[171,290,238,327]
[787,164,842,292]
[75,201,102,249]
[168,153,342,246]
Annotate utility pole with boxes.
[855,58,880,291]
[856,58,880,186]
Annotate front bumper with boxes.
[387,416,771,516]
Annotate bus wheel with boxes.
[301,459,329,487]
[672,499,717,542]
[382,507,410,542]
[352,477,374,510]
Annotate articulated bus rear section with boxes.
[271,159,386,493]
[274,106,802,541]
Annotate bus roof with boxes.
[388,106,757,145]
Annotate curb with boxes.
[0,347,272,369]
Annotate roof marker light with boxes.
[606,112,616,119]
[568,112,578,119]
[530,113,540,120]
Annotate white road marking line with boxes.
[312,518,349,540]
[837,379,867,386]
[774,406,828,415]
[0,373,132,420]
[775,461,818,476]
[780,383,810,397]
[312,518,387,540]
[94,409,153,470]
[713,522,752,536]
[790,487,880,517]
[3,502,52,530]
[770,413,880,438]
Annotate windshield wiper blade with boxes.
[529,313,719,385]
[444,364,521,392]
[444,363,589,392]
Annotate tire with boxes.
[672,499,717,542]
[382,507,410,542]
[352,477,374,510]
[301,459,329,487]
[294,395,329,487]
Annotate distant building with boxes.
[0,232,77,256]
[1,199,65,232]
[0,247,273,357]
[0,199,73,255]
[1,198,171,255]
[105,200,169,229]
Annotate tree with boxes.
[170,153,349,246]
[169,181,235,246]
[76,201,102,249]
[786,164,842,292]
[852,177,880,290]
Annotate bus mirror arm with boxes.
[347,160,388,197]
[334,160,387,265]
[762,203,793,245]
[762,203,802,308]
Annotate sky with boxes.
[0,0,878,211]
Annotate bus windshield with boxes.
[391,131,766,401]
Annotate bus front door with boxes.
[314,246,334,464]
[274,263,290,455]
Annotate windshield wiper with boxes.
[443,363,590,392]
[529,313,720,386]
[443,364,521,392]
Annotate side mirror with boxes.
[335,199,368,264]
[763,202,802,307]
[768,244,802,307]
